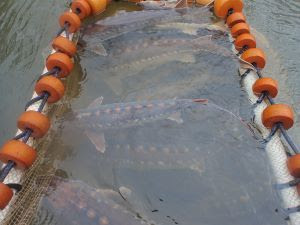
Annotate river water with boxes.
[0,0,299,225]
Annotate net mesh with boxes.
[0,56,82,225]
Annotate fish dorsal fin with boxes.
[88,96,104,109]
[175,0,188,8]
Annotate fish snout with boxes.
[192,98,208,103]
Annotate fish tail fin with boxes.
[175,0,188,8]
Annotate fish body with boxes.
[42,178,151,225]
[75,98,207,153]
[81,5,215,42]
[83,34,235,94]
[155,22,228,35]
[137,0,188,10]
[76,98,208,130]
[82,9,181,41]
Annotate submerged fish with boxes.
[155,21,228,36]
[75,98,208,153]
[81,4,215,42]
[83,34,235,95]
[137,0,188,10]
[41,178,154,225]
[102,143,206,173]
[81,9,181,41]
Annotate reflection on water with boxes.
[0,0,299,225]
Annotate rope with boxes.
[0,13,72,199]
[237,53,300,222]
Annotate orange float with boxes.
[227,12,246,27]
[71,0,92,19]
[0,140,37,169]
[262,104,294,130]
[85,0,107,15]
[287,154,300,178]
[35,76,65,103]
[46,52,74,78]
[214,0,243,18]
[59,12,81,33]
[252,77,278,98]
[52,36,77,57]
[0,183,13,210]
[231,22,250,38]
[234,33,256,50]
[17,111,50,138]
[241,48,266,69]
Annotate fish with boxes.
[41,178,155,225]
[83,34,235,95]
[101,143,206,174]
[137,0,188,10]
[75,98,208,153]
[81,9,181,41]
[155,21,228,36]
[81,4,217,42]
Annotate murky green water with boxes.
[0,0,299,224]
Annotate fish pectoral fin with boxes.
[118,186,132,201]
[167,111,183,124]
[87,96,104,109]
[85,130,106,153]
[87,43,108,56]
[175,0,188,8]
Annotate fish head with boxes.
[192,98,208,103]
[42,177,147,225]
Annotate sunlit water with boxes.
[0,0,299,225]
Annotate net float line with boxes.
[213,0,300,224]
[0,0,110,220]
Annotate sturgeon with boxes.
[75,98,208,153]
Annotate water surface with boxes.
[0,0,299,225]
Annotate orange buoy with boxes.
[252,77,278,98]
[52,36,77,57]
[35,76,65,103]
[17,111,50,138]
[71,0,92,19]
[234,33,256,50]
[85,0,107,15]
[46,52,74,78]
[214,0,243,18]
[0,183,13,210]
[59,12,81,33]
[241,48,266,69]
[0,140,37,169]
[287,154,300,178]
[226,12,246,27]
[231,22,250,38]
[262,104,294,130]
